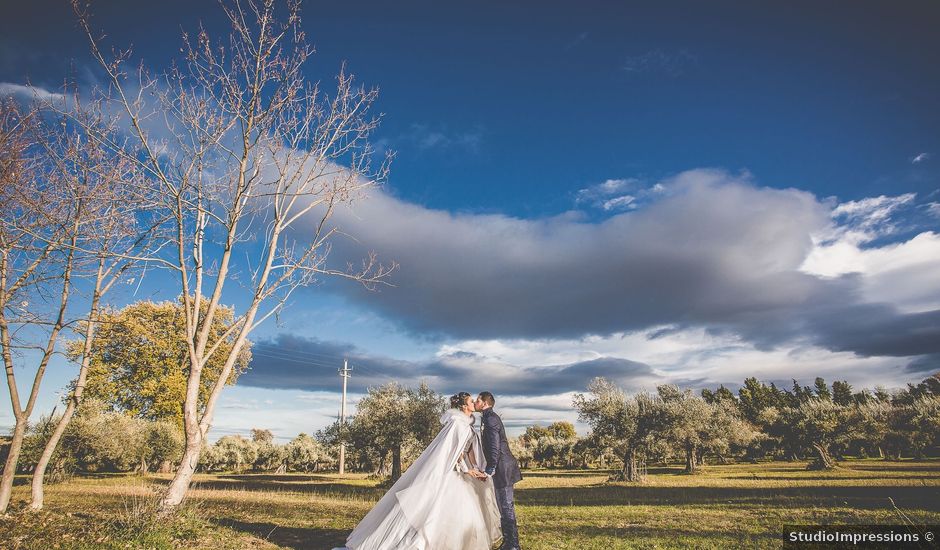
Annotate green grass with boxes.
[1,459,938,549]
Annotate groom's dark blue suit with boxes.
[481,408,522,550]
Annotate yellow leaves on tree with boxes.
[69,299,251,426]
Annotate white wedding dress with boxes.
[341,409,502,550]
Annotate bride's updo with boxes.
[449,392,471,409]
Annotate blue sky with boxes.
[2,0,939,441]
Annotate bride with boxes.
[341,392,502,550]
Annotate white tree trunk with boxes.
[29,400,77,510]
[160,422,203,510]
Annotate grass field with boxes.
[1,459,938,549]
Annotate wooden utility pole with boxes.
[338,359,352,475]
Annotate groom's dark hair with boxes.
[479,391,495,407]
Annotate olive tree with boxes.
[327,382,444,481]
[574,377,661,481]
[285,433,326,472]
[780,399,849,470]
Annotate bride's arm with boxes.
[465,448,477,469]
[455,433,476,472]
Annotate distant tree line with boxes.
[316,373,938,483]
[4,406,333,478]
[198,430,334,474]
[6,399,184,481]
[572,374,940,481]
[4,374,936,484]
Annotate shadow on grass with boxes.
[212,519,348,549]
[524,523,774,542]
[149,475,384,499]
[516,484,940,510]
[11,472,125,487]
[520,470,615,478]
[850,464,940,472]
[729,475,939,481]
[219,474,338,483]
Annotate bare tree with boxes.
[73,0,395,512]
[0,98,90,512]
[27,93,163,510]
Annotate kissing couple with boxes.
[337,391,523,550]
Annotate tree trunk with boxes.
[31,272,102,510]
[391,445,402,482]
[30,399,77,510]
[159,388,204,513]
[808,442,836,470]
[160,435,202,511]
[374,453,387,477]
[0,418,26,512]
[158,305,256,513]
[620,448,641,482]
[139,456,149,476]
[685,445,698,474]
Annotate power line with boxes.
[249,349,401,384]
[346,361,400,383]
[249,349,339,369]
[251,342,348,362]
[249,346,339,365]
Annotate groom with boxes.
[469,391,523,550]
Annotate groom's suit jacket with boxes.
[481,408,523,489]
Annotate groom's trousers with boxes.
[495,485,520,549]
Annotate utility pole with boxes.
[338,359,352,475]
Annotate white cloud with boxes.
[440,327,918,396]
[575,178,636,202]
[826,192,916,245]
[802,232,940,313]
[0,82,65,102]
[439,326,730,370]
[601,195,636,210]
[575,177,665,211]
[801,191,940,313]
[831,193,915,220]
[927,202,940,219]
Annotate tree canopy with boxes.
[71,299,252,425]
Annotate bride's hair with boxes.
[449,392,471,409]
